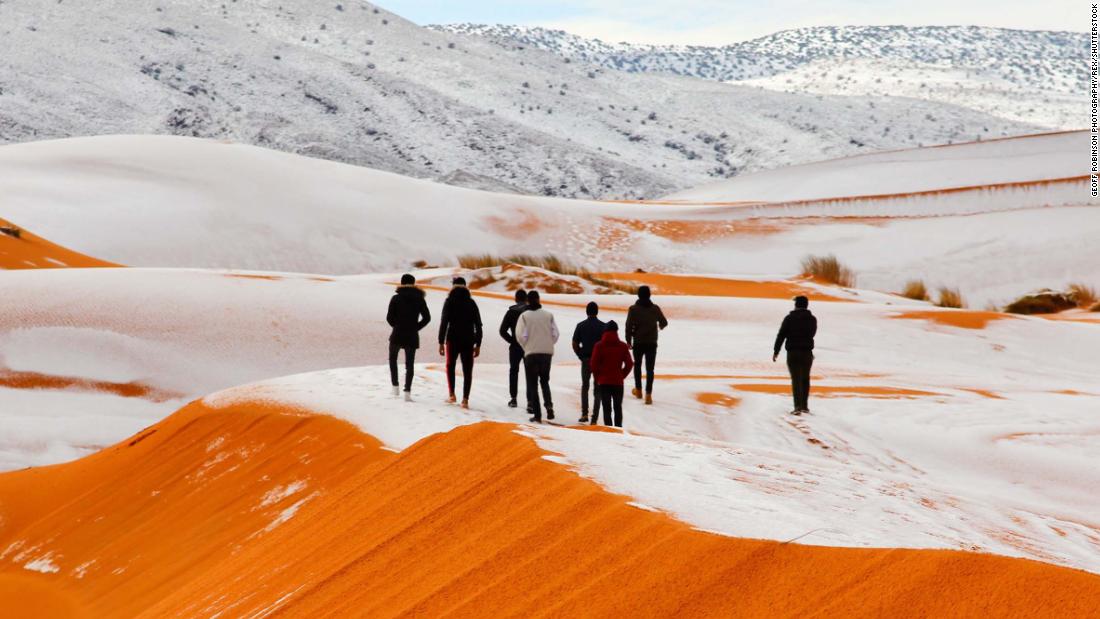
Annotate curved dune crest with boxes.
[1,398,1099,617]
[0,218,118,270]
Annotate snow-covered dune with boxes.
[663,131,1088,203]
[4,133,1098,306]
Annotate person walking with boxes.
[498,289,530,409]
[589,320,634,428]
[516,290,558,423]
[438,276,483,409]
[386,274,431,401]
[625,285,668,405]
[572,301,606,424]
[773,295,817,415]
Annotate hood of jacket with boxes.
[599,330,623,345]
[447,285,471,301]
[395,284,425,298]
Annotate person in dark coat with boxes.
[498,289,529,409]
[386,274,431,399]
[773,295,818,415]
[438,276,483,408]
[624,285,668,405]
[589,320,634,427]
[572,301,606,424]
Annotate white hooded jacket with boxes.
[516,306,559,356]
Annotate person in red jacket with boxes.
[588,321,634,427]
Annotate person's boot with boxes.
[529,414,542,424]
[645,393,653,405]
[461,399,470,410]
[404,391,413,402]
[579,413,589,424]
[392,385,400,397]
[631,388,642,399]
[789,409,802,416]
[507,398,518,408]
[546,406,555,421]
[447,393,457,404]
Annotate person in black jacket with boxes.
[625,285,668,405]
[498,289,529,409]
[572,301,606,424]
[438,276,483,408]
[773,295,818,415]
[386,274,431,400]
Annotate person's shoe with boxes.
[631,388,642,399]
[645,394,653,405]
[447,394,457,404]
[579,414,589,424]
[461,400,470,410]
[546,407,555,421]
[590,417,599,426]
[529,415,542,424]
[404,391,413,402]
[789,409,802,416]
[801,408,811,415]
[507,398,518,408]
[391,385,400,397]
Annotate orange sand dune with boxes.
[599,272,850,301]
[0,219,118,270]
[891,309,1014,330]
[0,368,181,402]
[2,400,1098,617]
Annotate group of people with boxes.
[385,274,671,426]
[386,273,818,424]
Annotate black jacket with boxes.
[625,300,668,348]
[498,302,528,347]
[572,316,607,359]
[774,308,817,354]
[438,286,483,348]
[387,285,431,348]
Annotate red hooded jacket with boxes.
[589,331,634,386]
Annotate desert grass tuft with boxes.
[1068,283,1098,308]
[935,287,966,309]
[901,279,929,301]
[800,254,856,287]
[1005,290,1078,315]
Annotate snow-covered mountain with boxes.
[433,25,1085,129]
[0,1,1036,199]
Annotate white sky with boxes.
[384,0,1085,45]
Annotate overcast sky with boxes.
[384,0,1083,45]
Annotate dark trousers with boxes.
[525,353,554,419]
[388,342,416,391]
[445,342,474,400]
[579,361,602,419]
[633,343,658,394]
[598,384,625,427]
[508,344,526,401]
[786,350,814,411]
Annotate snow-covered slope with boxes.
[435,24,1085,130]
[0,1,1037,198]
[2,133,1097,306]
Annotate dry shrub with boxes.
[901,280,929,301]
[1068,283,1098,308]
[411,259,429,269]
[1004,291,1077,315]
[800,254,856,287]
[1091,302,1100,312]
[935,287,966,309]
[456,254,637,294]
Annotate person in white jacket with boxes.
[515,290,559,422]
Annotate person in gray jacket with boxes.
[516,290,559,423]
